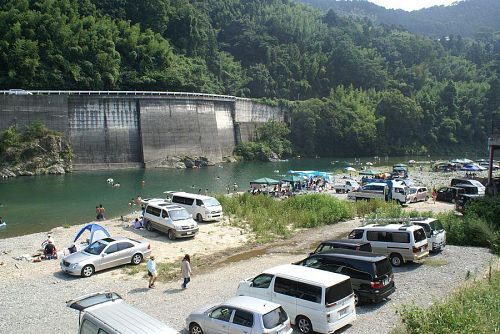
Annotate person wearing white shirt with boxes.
[147,256,158,288]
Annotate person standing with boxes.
[432,188,437,204]
[96,204,105,221]
[181,254,192,289]
[147,256,158,289]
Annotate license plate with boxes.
[186,231,192,235]
[338,306,348,318]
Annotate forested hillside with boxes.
[0,0,498,156]
[300,0,500,38]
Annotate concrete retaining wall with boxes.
[0,94,284,167]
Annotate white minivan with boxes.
[236,264,356,334]
[165,191,223,222]
[143,201,199,240]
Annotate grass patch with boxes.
[217,193,355,243]
[394,268,500,334]
[62,224,71,228]
[123,263,146,277]
[421,258,448,267]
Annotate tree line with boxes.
[0,0,498,156]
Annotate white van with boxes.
[236,264,356,334]
[143,201,199,240]
[348,224,429,267]
[165,191,223,222]
[67,292,179,334]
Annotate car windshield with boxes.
[203,198,221,207]
[429,220,444,231]
[413,228,427,242]
[325,279,352,305]
[84,240,107,255]
[169,209,191,221]
[263,306,288,329]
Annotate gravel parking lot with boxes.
[0,239,496,334]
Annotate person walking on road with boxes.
[147,256,158,289]
[432,188,437,204]
[181,254,192,289]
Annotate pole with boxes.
[488,144,494,187]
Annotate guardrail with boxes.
[0,90,240,100]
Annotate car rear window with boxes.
[263,306,288,329]
[325,279,353,305]
[375,259,392,277]
[413,228,427,242]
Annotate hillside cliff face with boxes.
[0,124,72,178]
[300,0,500,37]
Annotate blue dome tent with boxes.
[73,223,111,244]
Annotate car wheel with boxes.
[81,265,95,278]
[296,316,313,334]
[168,229,176,240]
[196,214,203,223]
[190,323,204,334]
[145,220,154,232]
[390,253,403,267]
[354,293,360,306]
[131,253,143,265]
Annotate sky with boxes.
[368,0,461,11]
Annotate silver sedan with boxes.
[186,296,292,334]
[60,237,151,277]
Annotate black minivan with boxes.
[311,239,372,254]
[295,249,395,305]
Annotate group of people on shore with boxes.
[146,254,192,290]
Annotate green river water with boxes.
[0,157,443,238]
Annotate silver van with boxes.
[143,201,199,240]
[67,292,179,334]
[348,224,429,267]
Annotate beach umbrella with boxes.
[249,177,280,185]
[461,164,481,171]
[344,167,357,172]
[359,169,382,175]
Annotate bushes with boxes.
[465,197,500,228]
[438,212,499,255]
[396,269,500,334]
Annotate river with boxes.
[0,156,441,238]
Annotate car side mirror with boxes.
[101,253,106,257]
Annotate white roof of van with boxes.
[164,191,214,200]
[366,183,387,187]
[363,224,422,231]
[87,300,178,334]
[264,264,349,287]
[224,296,281,314]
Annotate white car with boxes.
[186,296,292,334]
[408,186,428,203]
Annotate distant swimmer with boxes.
[106,178,114,184]
[140,180,145,187]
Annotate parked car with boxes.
[333,179,360,193]
[455,193,483,214]
[311,239,372,254]
[236,264,356,334]
[411,218,446,252]
[454,183,482,195]
[295,249,395,305]
[450,178,485,195]
[67,292,178,334]
[408,186,428,203]
[143,201,199,240]
[436,186,465,203]
[60,237,151,277]
[348,224,429,267]
[165,191,223,222]
[186,296,292,334]
[8,88,32,95]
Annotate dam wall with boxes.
[0,92,284,167]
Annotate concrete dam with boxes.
[0,91,284,168]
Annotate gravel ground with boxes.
[0,239,496,334]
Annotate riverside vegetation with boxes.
[1,0,498,157]
[0,122,72,177]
